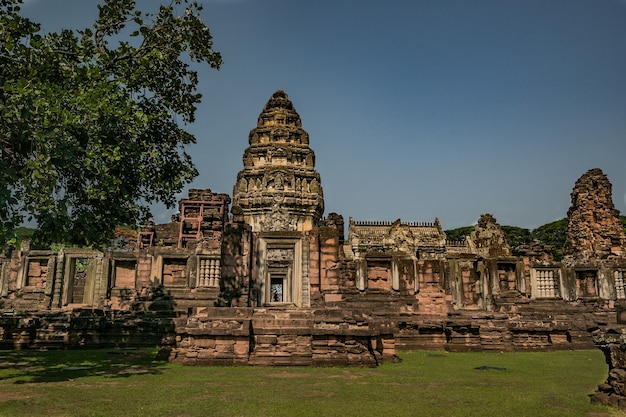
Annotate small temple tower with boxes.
[233,89,324,232]
[232,90,324,307]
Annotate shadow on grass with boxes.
[0,347,169,383]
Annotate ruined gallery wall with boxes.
[2,231,624,316]
[2,226,624,302]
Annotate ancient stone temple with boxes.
[1,91,626,368]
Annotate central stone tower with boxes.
[233,90,324,307]
[233,89,324,232]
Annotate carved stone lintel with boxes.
[267,248,294,262]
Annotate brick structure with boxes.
[1,91,626,367]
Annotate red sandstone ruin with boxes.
[1,91,626,368]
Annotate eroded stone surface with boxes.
[232,89,323,233]
[592,328,626,409]
[564,168,626,263]
[470,214,512,258]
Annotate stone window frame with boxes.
[356,254,402,292]
[364,255,400,291]
[148,253,191,289]
[530,267,562,299]
[496,261,518,292]
[19,253,55,294]
[196,256,221,288]
[160,256,191,289]
[574,269,599,298]
[110,257,138,290]
[614,270,626,300]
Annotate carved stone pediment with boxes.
[261,203,297,232]
[385,223,416,253]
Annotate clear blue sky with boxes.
[21,0,626,230]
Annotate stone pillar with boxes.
[413,258,419,293]
[391,259,400,291]
[302,235,311,307]
[355,259,367,291]
[448,259,461,307]
[52,249,65,308]
[0,258,7,297]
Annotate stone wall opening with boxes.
[576,270,598,298]
[113,260,137,289]
[255,237,304,307]
[366,258,391,290]
[60,251,102,308]
[162,258,188,288]
[265,249,293,305]
[269,270,288,302]
[463,264,480,306]
[497,262,517,291]
[67,257,89,304]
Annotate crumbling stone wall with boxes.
[470,213,512,258]
[0,309,175,350]
[170,308,393,366]
[592,326,626,409]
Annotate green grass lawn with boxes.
[0,348,621,417]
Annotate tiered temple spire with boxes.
[232,90,324,232]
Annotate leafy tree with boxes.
[0,0,221,248]
[500,225,531,252]
[444,226,474,243]
[526,218,567,261]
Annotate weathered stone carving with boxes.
[233,89,324,233]
[470,214,512,258]
[591,328,626,409]
[564,168,626,263]
[267,249,294,265]
[260,202,297,231]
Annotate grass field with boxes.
[0,348,622,417]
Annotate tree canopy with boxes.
[444,226,474,243]
[0,0,221,248]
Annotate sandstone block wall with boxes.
[170,308,390,366]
